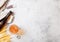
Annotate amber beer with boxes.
[9,24,24,39]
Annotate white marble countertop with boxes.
[6,0,60,42]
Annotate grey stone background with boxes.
[9,0,60,42]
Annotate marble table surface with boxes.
[7,0,60,42]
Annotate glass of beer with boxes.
[9,24,24,39]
